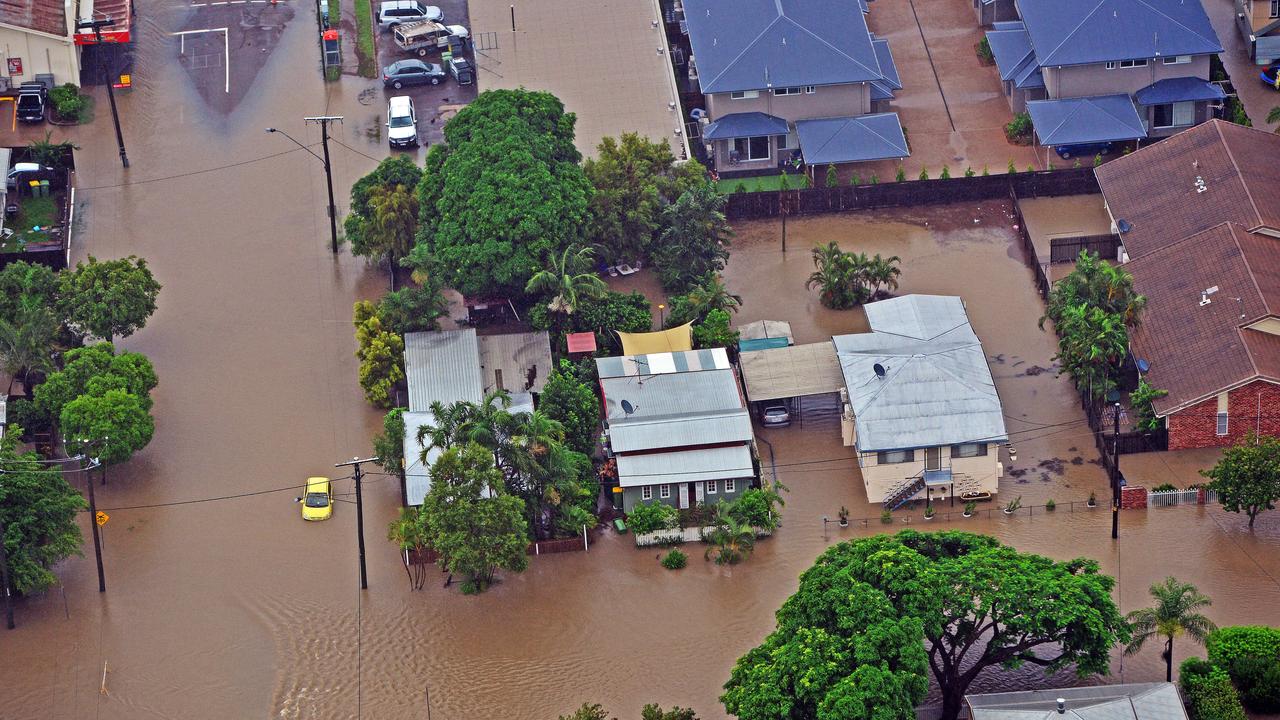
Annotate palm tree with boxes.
[703,508,756,565]
[387,507,429,590]
[807,242,857,310]
[0,305,58,396]
[526,246,607,317]
[866,254,902,299]
[684,274,742,317]
[1041,251,1146,330]
[1125,577,1217,682]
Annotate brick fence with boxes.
[1120,485,1147,510]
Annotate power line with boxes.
[76,146,316,191]
[94,475,356,511]
[330,138,385,164]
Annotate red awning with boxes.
[566,332,597,354]
[74,0,133,44]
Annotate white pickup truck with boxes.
[392,20,468,57]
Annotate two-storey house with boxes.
[1235,0,1280,63]
[683,0,907,176]
[986,0,1224,152]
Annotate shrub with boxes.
[1005,112,1032,140]
[1073,159,1081,169]
[939,165,951,180]
[6,398,51,436]
[734,182,748,194]
[850,173,862,186]
[964,501,977,516]
[661,548,688,570]
[918,168,929,180]
[1045,499,1056,511]
[981,165,990,176]
[628,501,678,534]
[964,166,975,178]
[1231,655,1280,712]
[49,84,87,122]
[728,488,782,530]
[880,509,893,524]
[1207,626,1280,669]
[869,174,879,184]
[1094,153,1104,167]
[826,164,838,188]
[977,36,993,62]
[1088,491,1097,505]
[1181,658,1248,720]
[895,166,906,182]
[1007,159,1017,174]
[1152,483,1177,492]
[924,505,935,518]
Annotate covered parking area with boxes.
[796,113,909,182]
[738,341,846,424]
[1026,95,1147,165]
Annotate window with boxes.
[732,135,771,161]
[772,86,802,96]
[706,480,718,494]
[1163,55,1192,64]
[877,449,915,464]
[951,443,989,458]
[1107,59,1148,69]
[1272,0,1279,17]
[659,484,671,499]
[641,486,652,501]
[725,479,735,493]
[1153,101,1194,128]
[776,132,797,150]
[729,90,760,100]
[804,85,816,94]
[1216,393,1229,435]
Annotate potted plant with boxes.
[924,505,935,520]
[963,501,976,518]
[880,509,893,524]
[1087,492,1097,507]
[838,506,849,527]
[1045,499,1056,512]
[1003,496,1022,515]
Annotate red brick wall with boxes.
[1121,485,1147,509]
[1167,380,1280,450]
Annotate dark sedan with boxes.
[382,59,446,89]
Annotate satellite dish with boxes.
[621,400,637,415]
[1136,358,1150,373]
[873,363,887,378]
[1116,219,1132,234]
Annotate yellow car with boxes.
[301,477,334,521]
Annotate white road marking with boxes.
[170,28,231,93]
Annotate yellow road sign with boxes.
[95,511,109,526]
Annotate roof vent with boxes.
[874,363,887,378]
[1194,175,1207,193]
[1057,699,1066,715]
[1200,285,1219,307]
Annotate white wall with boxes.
[858,444,1001,504]
[0,26,80,87]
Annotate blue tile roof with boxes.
[871,38,901,90]
[1018,0,1222,67]
[703,111,789,140]
[1134,77,1225,104]
[985,23,1047,91]
[684,0,883,93]
[796,113,909,164]
[1027,95,1148,146]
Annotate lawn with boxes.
[354,0,377,78]
[717,173,811,193]
[3,196,60,252]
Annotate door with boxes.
[678,482,690,509]
[925,447,941,471]
[695,482,705,504]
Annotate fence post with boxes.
[582,524,589,552]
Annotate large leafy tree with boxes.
[529,290,652,355]
[373,408,406,478]
[353,301,405,409]
[1202,435,1280,528]
[57,255,161,341]
[727,531,1130,720]
[1125,577,1216,682]
[583,132,705,262]
[1040,250,1145,329]
[344,155,423,255]
[60,389,155,484]
[0,434,85,596]
[651,182,732,294]
[421,442,529,593]
[34,342,158,429]
[538,359,601,456]
[361,182,419,265]
[413,89,593,297]
[692,309,738,350]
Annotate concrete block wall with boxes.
[1167,380,1280,450]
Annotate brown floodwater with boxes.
[2,3,1279,717]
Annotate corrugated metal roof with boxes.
[703,112,789,140]
[477,331,552,395]
[610,409,753,452]
[967,683,1187,720]
[737,319,793,343]
[796,113,909,165]
[402,410,436,506]
[1018,0,1220,67]
[1027,95,1147,147]
[600,369,742,421]
[834,296,1007,452]
[403,329,484,412]
[1134,77,1225,105]
[617,444,755,487]
[596,348,730,378]
[740,341,845,401]
[683,0,884,93]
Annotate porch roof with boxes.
[1027,95,1146,147]
[1134,77,1225,105]
[795,113,909,165]
[703,112,789,140]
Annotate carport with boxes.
[739,342,846,424]
[1026,95,1147,165]
[795,113,909,182]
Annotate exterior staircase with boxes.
[883,474,926,510]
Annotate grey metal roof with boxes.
[834,295,1007,452]
[987,24,1037,83]
[403,329,484,412]
[967,683,1187,720]
[740,341,846,401]
[609,409,754,452]
[600,369,743,422]
[596,348,731,379]
[1027,95,1147,147]
[476,331,552,395]
[703,112,789,140]
[1134,77,1225,105]
[617,444,755,487]
[683,0,884,93]
[871,38,901,90]
[737,319,793,343]
[1017,0,1221,67]
[796,113,909,165]
[402,410,435,506]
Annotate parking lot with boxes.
[370,0,478,147]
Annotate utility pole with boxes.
[307,116,344,255]
[77,19,130,168]
[0,517,14,629]
[1111,402,1120,540]
[336,456,379,589]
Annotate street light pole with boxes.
[77,19,129,168]
[1112,402,1120,540]
[335,456,379,589]
[266,117,343,254]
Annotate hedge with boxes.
[627,501,678,535]
[1181,658,1248,720]
[1207,626,1280,668]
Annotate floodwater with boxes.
[2,2,1279,718]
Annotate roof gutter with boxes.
[1156,375,1280,417]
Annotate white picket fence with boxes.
[1148,488,1218,508]
[633,526,773,547]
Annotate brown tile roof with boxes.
[0,0,68,37]
[1127,222,1280,415]
[1095,120,1280,260]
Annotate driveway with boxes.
[1204,0,1280,131]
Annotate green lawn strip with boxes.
[6,195,60,249]
[354,0,377,78]
[716,173,811,193]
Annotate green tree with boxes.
[560,704,611,720]
[61,389,155,484]
[421,443,529,592]
[34,343,157,427]
[539,359,600,456]
[1202,435,1280,528]
[387,506,429,590]
[895,166,906,182]
[583,132,705,262]
[1126,577,1217,682]
[413,89,593,297]
[0,434,85,595]
[529,291,652,354]
[651,182,732,294]
[526,246,608,333]
[1129,379,1169,432]
[692,308,738,350]
[825,164,838,188]
[373,408,406,478]
[353,302,405,409]
[664,274,742,327]
[0,261,58,322]
[864,253,902,298]
[1052,303,1129,399]
[376,282,449,335]
[58,255,161,341]
[0,305,58,396]
[703,514,755,565]
[806,241,857,310]
[1041,251,1146,329]
[740,531,1129,720]
[642,706,698,720]
[358,182,419,265]
[345,155,423,253]
[1267,105,1280,129]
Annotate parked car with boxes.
[1053,141,1111,159]
[6,162,45,190]
[387,95,418,148]
[300,477,333,521]
[448,56,474,85]
[761,405,791,427]
[378,0,442,30]
[16,82,47,123]
[382,59,446,88]
[1261,62,1280,89]
[392,20,459,56]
